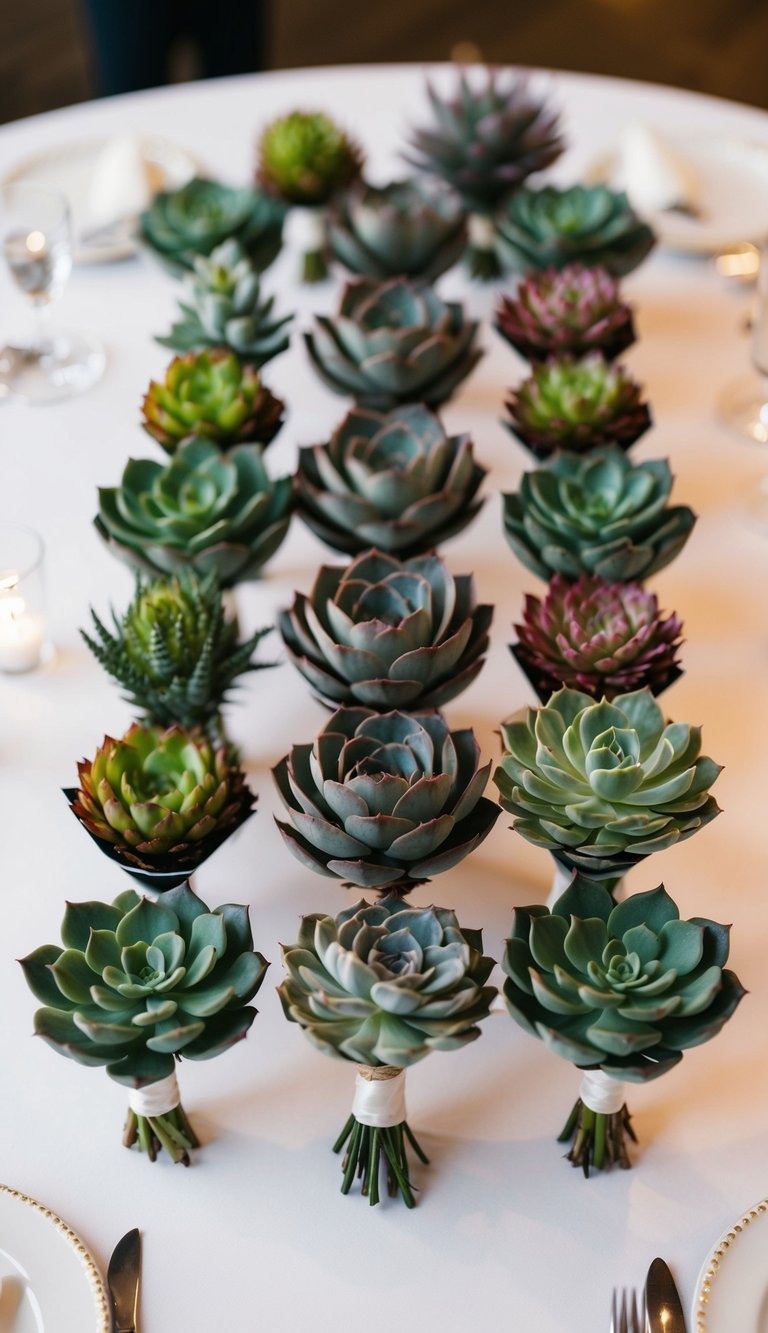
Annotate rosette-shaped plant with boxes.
[495,184,656,278]
[503,877,745,1172]
[504,352,651,459]
[96,436,293,587]
[142,350,284,453]
[502,447,696,584]
[511,574,683,702]
[295,405,486,557]
[82,570,273,737]
[279,896,496,1204]
[304,278,482,410]
[495,264,635,363]
[21,883,268,1163]
[494,687,721,879]
[328,178,466,283]
[274,707,500,893]
[279,549,492,710]
[156,239,292,367]
[138,176,284,275]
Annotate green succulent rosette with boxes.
[82,570,273,739]
[494,687,721,881]
[279,547,492,711]
[504,352,651,459]
[279,896,496,1204]
[142,350,285,453]
[156,239,292,366]
[21,883,268,1164]
[274,706,500,895]
[495,183,656,278]
[503,876,745,1172]
[328,178,467,283]
[502,447,696,584]
[304,278,482,410]
[138,176,284,276]
[95,436,293,588]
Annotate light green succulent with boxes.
[138,176,284,275]
[504,352,651,459]
[329,179,466,282]
[141,350,284,453]
[495,184,656,278]
[257,111,363,205]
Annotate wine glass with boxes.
[0,182,105,404]
[717,238,768,444]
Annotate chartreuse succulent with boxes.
[142,350,284,453]
[406,67,563,278]
[502,876,745,1172]
[502,447,696,584]
[82,570,273,739]
[156,239,292,367]
[279,896,496,1204]
[505,352,651,459]
[295,405,486,557]
[138,176,284,276]
[494,688,721,881]
[279,548,492,710]
[304,278,482,410]
[96,436,293,588]
[495,264,635,363]
[274,707,500,894]
[329,178,466,283]
[495,184,656,278]
[21,883,268,1164]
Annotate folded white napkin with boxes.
[614,122,701,216]
[86,135,155,226]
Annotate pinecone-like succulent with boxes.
[156,239,292,366]
[502,447,696,584]
[82,570,273,735]
[495,264,635,363]
[494,687,721,878]
[274,707,500,893]
[495,184,656,277]
[328,178,466,283]
[504,352,651,459]
[257,111,364,206]
[295,404,486,557]
[511,574,683,701]
[142,350,284,453]
[96,436,293,588]
[304,278,482,410]
[138,176,284,276]
[279,548,492,710]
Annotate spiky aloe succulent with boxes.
[295,404,486,558]
[156,239,292,367]
[504,352,651,459]
[405,67,563,278]
[274,707,500,894]
[494,687,721,881]
[279,896,496,1204]
[138,176,284,276]
[279,548,492,710]
[304,278,482,409]
[96,436,293,588]
[495,184,656,278]
[20,883,268,1163]
[328,178,466,283]
[511,574,683,702]
[495,264,635,363]
[503,875,745,1172]
[82,570,273,738]
[502,447,696,584]
[141,350,284,453]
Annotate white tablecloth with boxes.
[1,64,767,1332]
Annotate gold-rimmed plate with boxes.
[693,1199,768,1332]
[0,1185,109,1331]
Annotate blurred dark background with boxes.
[1,0,767,127]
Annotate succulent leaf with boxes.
[142,349,285,452]
[504,352,651,458]
[138,176,284,276]
[257,111,363,205]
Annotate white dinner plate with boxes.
[0,1185,110,1331]
[692,1199,768,1332]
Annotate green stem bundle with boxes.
[123,1102,199,1166]
[557,1098,637,1177]
[333,1114,429,1207]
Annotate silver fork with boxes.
[610,1288,647,1333]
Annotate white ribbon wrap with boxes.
[128,1070,180,1118]
[579,1069,625,1116]
[289,206,327,252]
[467,212,496,250]
[546,862,574,911]
[352,1067,406,1128]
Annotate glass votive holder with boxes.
[0,522,50,673]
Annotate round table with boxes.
[1,64,766,1333]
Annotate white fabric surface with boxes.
[0,65,766,1333]
[127,1071,181,1119]
[352,1068,407,1128]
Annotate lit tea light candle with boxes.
[0,574,45,673]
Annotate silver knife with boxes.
[107,1228,141,1333]
[646,1257,687,1333]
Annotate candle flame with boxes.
[26,229,46,255]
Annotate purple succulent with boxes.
[504,351,651,459]
[495,264,636,363]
